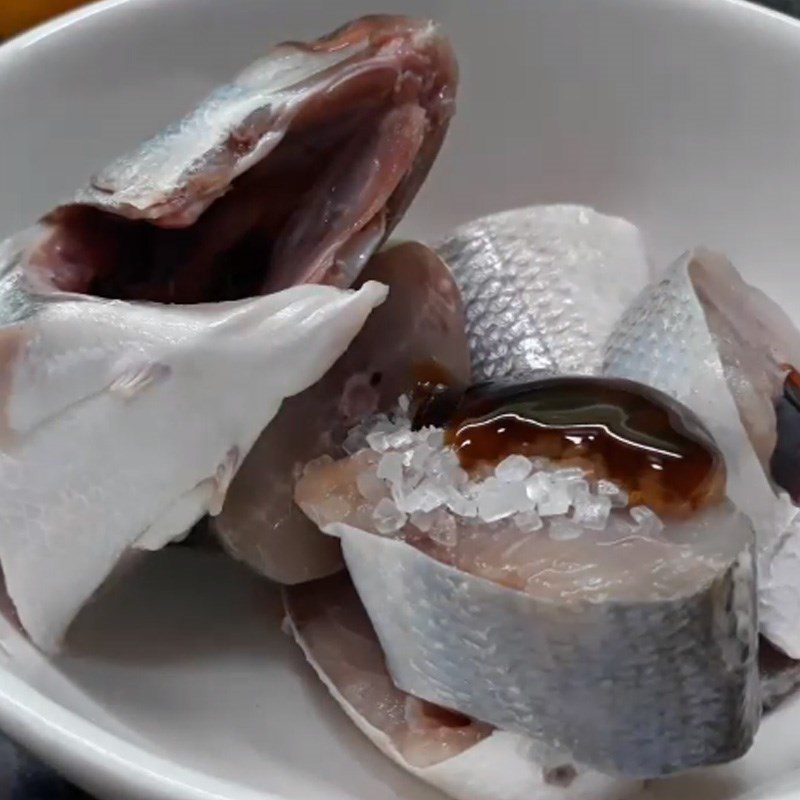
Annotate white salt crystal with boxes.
[426,428,445,449]
[398,395,410,413]
[397,480,445,514]
[373,497,407,535]
[630,505,664,536]
[477,478,520,522]
[386,429,415,450]
[596,479,629,507]
[538,477,572,517]
[569,479,591,504]
[410,442,433,471]
[548,517,583,541]
[507,481,534,513]
[553,467,586,483]
[428,511,458,548]
[451,465,469,487]
[356,470,386,503]
[524,473,549,506]
[302,454,334,476]
[377,452,404,487]
[403,467,425,491]
[428,449,461,477]
[366,431,389,452]
[514,510,543,533]
[572,494,612,531]
[445,486,478,517]
[495,455,533,483]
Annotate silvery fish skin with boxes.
[603,248,800,657]
[28,15,458,302]
[284,573,643,800]
[0,232,386,651]
[295,459,759,778]
[435,206,649,380]
[214,242,470,584]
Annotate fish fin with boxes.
[109,361,171,400]
[133,481,216,551]
[208,446,241,516]
[134,446,240,549]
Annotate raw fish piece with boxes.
[0,230,386,650]
[435,206,649,380]
[603,248,800,656]
[214,242,470,583]
[0,14,457,649]
[24,16,457,302]
[284,573,642,800]
[294,398,759,778]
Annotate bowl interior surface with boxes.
[1,0,800,799]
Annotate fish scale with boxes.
[436,205,650,380]
[603,248,800,657]
[335,515,758,777]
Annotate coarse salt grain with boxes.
[356,470,386,503]
[495,454,533,483]
[597,479,629,507]
[324,400,662,546]
[428,511,458,548]
[538,477,572,517]
[373,497,407,535]
[376,452,404,487]
[572,494,612,531]
[630,505,664,536]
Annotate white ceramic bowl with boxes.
[2,1,800,798]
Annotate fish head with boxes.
[25,16,457,303]
[0,240,387,650]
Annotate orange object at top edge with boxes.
[0,0,93,38]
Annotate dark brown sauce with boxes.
[410,360,465,428]
[771,366,800,502]
[414,376,725,518]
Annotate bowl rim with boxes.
[2,0,800,798]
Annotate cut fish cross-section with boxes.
[295,380,759,777]
[284,572,643,800]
